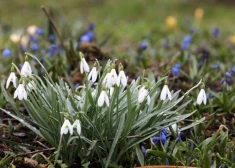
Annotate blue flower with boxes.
[212,27,219,38]
[140,41,147,51]
[162,128,168,135]
[80,34,91,43]
[231,67,235,76]
[183,35,192,43]
[31,43,39,52]
[36,28,44,36]
[172,67,180,76]
[175,137,181,143]
[152,136,160,145]
[88,23,95,31]
[49,34,55,42]
[179,132,184,138]
[175,64,180,69]
[211,62,220,69]
[2,48,11,57]
[74,83,80,89]
[181,42,189,50]
[160,132,167,144]
[30,36,38,43]
[86,31,94,41]
[226,72,231,78]
[20,45,27,53]
[141,146,147,157]
[190,144,195,153]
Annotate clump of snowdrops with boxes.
[1,52,204,167]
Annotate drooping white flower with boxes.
[117,70,127,87]
[21,61,32,77]
[60,119,73,135]
[88,67,98,83]
[80,58,90,74]
[160,85,172,101]
[197,89,207,105]
[105,69,118,88]
[72,119,82,135]
[98,90,109,107]
[27,25,38,36]
[109,87,114,97]
[14,83,27,100]
[138,87,148,103]
[147,95,151,105]
[6,72,18,89]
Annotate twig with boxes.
[41,5,75,67]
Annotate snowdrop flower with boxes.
[88,66,98,83]
[147,95,151,105]
[60,119,73,135]
[14,80,27,100]
[160,85,172,101]
[6,67,18,89]
[107,69,118,88]
[72,119,81,135]
[27,25,38,36]
[117,70,127,87]
[197,88,207,105]
[138,86,148,103]
[79,52,90,74]
[21,57,32,77]
[109,87,114,97]
[98,90,109,107]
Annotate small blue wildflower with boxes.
[175,64,180,69]
[175,137,181,143]
[2,48,11,57]
[189,29,197,34]
[141,146,147,157]
[160,132,167,144]
[226,72,231,78]
[36,28,44,36]
[86,31,94,41]
[183,35,192,43]
[88,23,95,31]
[140,41,147,51]
[231,67,235,75]
[30,36,38,43]
[152,136,160,145]
[211,62,220,69]
[172,67,180,76]
[80,34,91,43]
[74,83,80,89]
[212,27,219,38]
[179,132,184,138]
[20,45,27,53]
[31,43,39,52]
[181,42,189,51]
[49,34,55,42]
[162,128,168,136]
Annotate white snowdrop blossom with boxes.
[105,69,118,88]
[6,72,18,89]
[72,119,82,135]
[98,90,109,107]
[27,25,38,36]
[160,85,172,101]
[138,87,148,103]
[197,89,207,105]
[60,119,73,135]
[14,83,27,100]
[147,95,151,105]
[117,70,127,87]
[109,87,114,97]
[80,58,90,74]
[88,67,98,83]
[21,61,32,77]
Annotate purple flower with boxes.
[2,48,11,57]
[179,132,184,138]
[160,132,167,144]
[226,72,231,78]
[175,137,181,143]
[140,41,147,51]
[36,28,45,36]
[30,36,38,43]
[212,27,219,38]
[181,42,189,50]
[183,35,192,43]
[172,67,180,76]
[49,34,55,42]
[74,83,80,89]
[80,34,91,43]
[231,67,235,76]
[31,43,39,52]
[86,31,94,41]
[88,23,95,31]
[141,146,147,157]
[162,128,168,135]
[20,45,27,53]
[152,136,160,145]
[211,62,220,69]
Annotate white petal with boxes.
[82,58,90,72]
[80,61,84,74]
[167,89,172,100]
[73,120,82,135]
[98,91,105,107]
[120,71,127,87]
[92,69,98,83]
[197,89,204,105]
[12,76,18,88]
[203,92,207,105]
[21,61,32,76]
[147,95,151,105]
[14,87,19,99]
[104,92,109,106]
[138,87,147,103]
[160,85,167,100]
[61,120,72,135]
[110,87,114,97]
